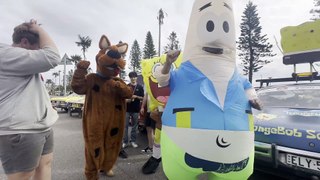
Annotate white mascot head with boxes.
[183,0,236,107]
[183,0,236,64]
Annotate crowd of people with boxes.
[0,19,162,180]
[0,4,262,177]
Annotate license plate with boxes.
[286,153,320,172]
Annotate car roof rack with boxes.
[256,72,320,88]
[257,20,320,88]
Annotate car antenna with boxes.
[273,35,283,55]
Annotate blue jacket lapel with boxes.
[182,61,222,110]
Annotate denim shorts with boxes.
[0,129,54,174]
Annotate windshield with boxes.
[258,85,320,109]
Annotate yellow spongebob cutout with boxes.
[141,53,182,111]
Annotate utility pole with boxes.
[157,8,166,56]
[62,54,67,96]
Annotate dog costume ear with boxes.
[99,35,111,50]
[117,43,128,54]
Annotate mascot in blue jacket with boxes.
[155,0,262,179]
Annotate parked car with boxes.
[253,82,320,179]
[67,95,85,117]
[51,93,83,112]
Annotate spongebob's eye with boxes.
[152,63,162,77]
[151,62,176,78]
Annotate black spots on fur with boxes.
[110,128,119,136]
[94,148,100,158]
[115,105,122,111]
[92,84,100,92]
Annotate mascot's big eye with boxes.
[152,63,162,78]
[223,21,229,33]
[151,62,177,78]
[206,20,215,32]
[197,12,219,43]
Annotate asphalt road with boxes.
[0,111,291,180]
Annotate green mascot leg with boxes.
[161,131,202,180]
[161,131,254,180]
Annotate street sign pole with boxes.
[63,54,66,96]
[59,53,71,96]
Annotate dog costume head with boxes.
[95,35,128,77]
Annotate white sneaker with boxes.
[131,142,138,148]
[141,147,153,154]
[122,143,128,148]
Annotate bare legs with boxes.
[7,153,53,180]
[146,126,154,149]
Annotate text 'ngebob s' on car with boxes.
[253,20,320,180]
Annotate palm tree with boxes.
[45,78,53,84]
[75,35,92,60]
[68,54,82,69]
[45,79,53,88]
[52,72,59,84]
[66,69,74,92]
[45,79,54,95]
[157,8,167,56]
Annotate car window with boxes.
[258,85,320,109]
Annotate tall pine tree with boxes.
[164,31,181,53]
[310,0,320,20]
[129,40,142,72]
[143,31,157,59]
[237,1,276,83]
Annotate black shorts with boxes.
[144,113,156,129]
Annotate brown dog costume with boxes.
[71,35,132,179]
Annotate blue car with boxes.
[253,82,320,179]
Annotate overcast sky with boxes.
[0,0,316,86]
